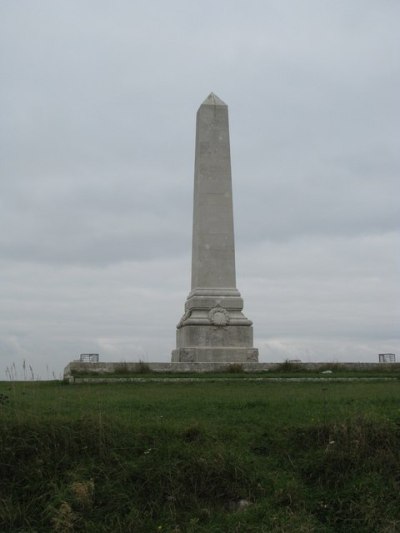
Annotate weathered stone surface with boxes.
[171,348,259,363]
[191,93,236,290]
[172,93,258,363]
[63,361,400,383]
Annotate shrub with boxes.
[137,360,151,374]
[225,363,244,373]
[118,362,130,374]
[276,360,303,373]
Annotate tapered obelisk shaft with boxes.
[172,93,258,364]
[192,93,236,289]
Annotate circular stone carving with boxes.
[208,306,230,327]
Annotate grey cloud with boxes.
[0,0,399,377]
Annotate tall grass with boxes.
[1,380,400,531]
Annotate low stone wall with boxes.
[63,361,272,382]
[63,361,400,383]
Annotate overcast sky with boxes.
[1,1,399,379]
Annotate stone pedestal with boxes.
[172,94,258,363]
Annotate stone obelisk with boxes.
[172,93,258,363]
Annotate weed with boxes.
[0,393,9,405]
[137,360,152,374]
[118,362,130,374]
[182,423,204,442]
[276,359,303,373]
[225,363,244,373]
[70,480,95,510]
[52,502,76,532]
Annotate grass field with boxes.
[1,379,400,532]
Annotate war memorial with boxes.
[64,93,264,380]
[171,93,258,364]
[63,95,394,381]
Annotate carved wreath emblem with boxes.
[208,306,230,327]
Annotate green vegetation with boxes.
[225,363,244,373]
[68,362,400,381]
[1,379,400,531]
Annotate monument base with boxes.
[172,288,258,363]
[171,347,259,363]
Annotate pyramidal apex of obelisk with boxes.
[172,93,258,364]
[201,92,227,106]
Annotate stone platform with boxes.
[63,361,400,383]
